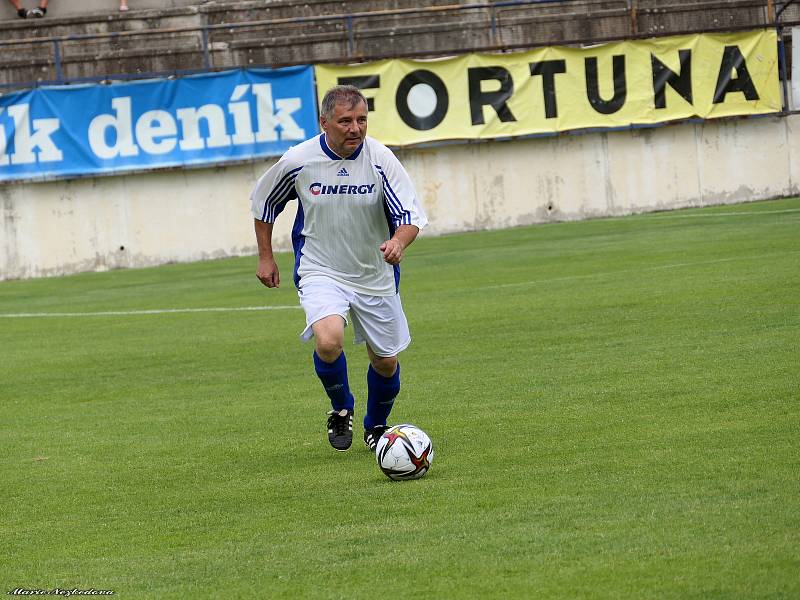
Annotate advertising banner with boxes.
[315,30,781,146]
[0,67,317,182]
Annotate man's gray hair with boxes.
[320,85,368,119]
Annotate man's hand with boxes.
[254,220,279,288]
[380,225,420,266]
[257,257,280,288]
[380,238,405,265]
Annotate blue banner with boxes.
[0,67,318,182]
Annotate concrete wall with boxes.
[2,113,798,280]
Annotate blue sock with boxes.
[313,351,354,411]
[364,363,400,429]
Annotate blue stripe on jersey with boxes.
[376,170,401,219]
[375,165,412,226]
[382,197,401,293]
[381,169,410,225]
[291,200,306,288]
[261,166,302,222]
[267,191,295,223]
[374,166,402,215]
[319,133,364,161]
[264,167,302,221]
[261,171,299,222]
[348,142,364,160]
[319,134,339,160]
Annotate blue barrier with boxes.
[0,66,317,182]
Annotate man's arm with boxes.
[255,219,280,288]
[380,224,420,266]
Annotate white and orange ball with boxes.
[375,424,434,481]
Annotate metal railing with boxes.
[0,0,585,85]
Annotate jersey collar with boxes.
[319,133,363,161]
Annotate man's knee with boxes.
[316,337,343,362]
[370,354,398,377]
[313,316,345,362]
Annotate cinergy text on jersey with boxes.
[309,183,377,196]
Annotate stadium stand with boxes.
[0,0,792,93]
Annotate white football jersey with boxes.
[251,134,428,296]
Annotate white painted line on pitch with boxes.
[645,208,800,219]
[0,305,301,318]
[588,208,800,226]
[482,250,800,291]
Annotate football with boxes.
[375,424,434,481]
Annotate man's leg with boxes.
[312,315,354,451]
[363,345,400,450]
[347,290,410,450]
[312,315,354,411]
[9,0,27,18]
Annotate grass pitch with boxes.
[1,198,798,599]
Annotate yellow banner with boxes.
[315,30,781,146]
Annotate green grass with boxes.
[1,197,798,599]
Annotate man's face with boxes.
[320,100,368,158]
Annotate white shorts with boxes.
[298,278,411,358]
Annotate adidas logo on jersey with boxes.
[337,167,349,176]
